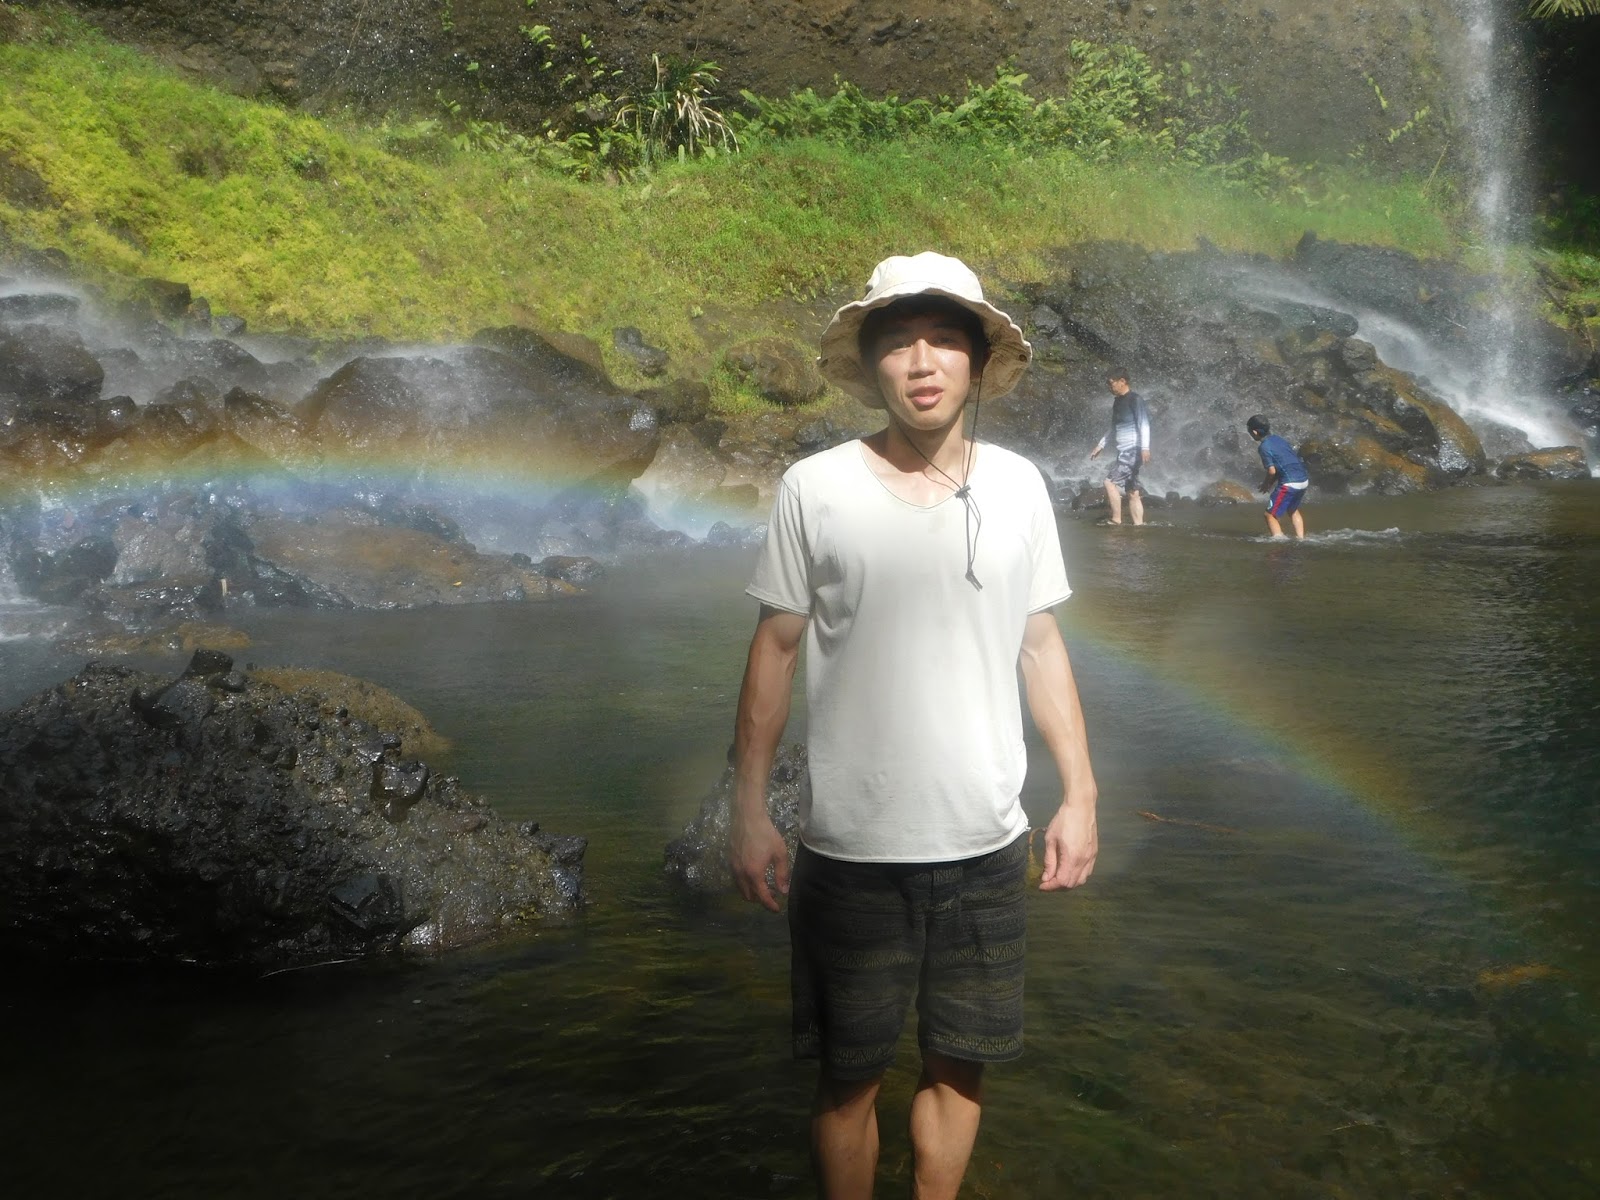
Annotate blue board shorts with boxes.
[1267,482,1308,517]
[788,832,1029,1081]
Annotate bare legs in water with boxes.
[1264,509,1306,539]
[1102,479,1145,526]
[811,1053,985,1200]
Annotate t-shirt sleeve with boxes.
[1258,441,1273,470]
[746,478,812,614]
[1025,468,1072,612]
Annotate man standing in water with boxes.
[1087,367,1152,525]
[729,252,1099,1200]
[1247,414,1310,539]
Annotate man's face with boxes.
[1108,377,1130,397]
[871,312,975,431]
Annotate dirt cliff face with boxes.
[64,0,1458,164]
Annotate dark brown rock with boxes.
[1494,446,1590,481]
[725,337,826,407]
[1198,479,1255,505]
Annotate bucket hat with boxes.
[817,252,1032,408]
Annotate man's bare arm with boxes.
[730,604,808,911]
[1019,609,1099,891]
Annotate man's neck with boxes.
[875,414,971,482]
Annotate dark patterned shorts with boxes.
[1106,449,1146,494]
[787,832,1029,1081]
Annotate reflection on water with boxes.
[1,485,1597,1198]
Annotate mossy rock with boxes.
[723,337,825,408]
[253,667,451,760]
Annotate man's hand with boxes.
[1088,445,1102,460]
[730,815,791,912]
[1141,450,1151,465]
[1039,793,1098,891]
[1257,476,1275,494]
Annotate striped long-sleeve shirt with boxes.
[1092,391,1151,457]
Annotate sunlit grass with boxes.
[0,15,1467,405]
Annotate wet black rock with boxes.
[0,322,104,405]
[297,355,427,447]
[11,391,136,448]
[176,337,269,391]
[0,654,587,970]
[13,535,119,605]
[1570,396,1600,440]
[86,574,226,626]
[0,292,80,322]
[222,385,307,459]
[664,743,808,894]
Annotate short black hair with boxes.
[1107,366,1130,384]
[858,295,989,372]
[1246,414,1270,438]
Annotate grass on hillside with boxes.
[0,10,1465,404]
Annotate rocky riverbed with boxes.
[3,235,1596,649]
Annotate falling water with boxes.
[1449,0,1574,448]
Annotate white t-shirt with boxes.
[747,439,1071,862]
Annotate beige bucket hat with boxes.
[818,251,1032,409]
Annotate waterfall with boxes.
[1449,0,1580,453]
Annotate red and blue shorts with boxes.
[1267,482,1308,517]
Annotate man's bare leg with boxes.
[1290,510,1305,539]
[1264,512,1284,538]
[813,1073,883,1200]
[1129,487,1145,526]
[909,1052,984,1200]
[1102,480,1123,523]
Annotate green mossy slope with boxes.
[0,13,1461,392]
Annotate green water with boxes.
[2,483,1597,1198]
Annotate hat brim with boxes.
[817,281,1032,408]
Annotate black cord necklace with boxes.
[894,377,985,590]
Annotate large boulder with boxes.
[1494,446,1590,481]
[664,743,808,894]
[1198,479,1255,506]
[1370,367,1486,477]
[243,511,569,607]
[0,322,104,405]
[223,385,309,461]
[0,654,586,969]
[299,342,660,486]
[11,535,119,604]
[1299,434,1432,494]
[297,355,433,449]
[1290,234,1472,341]
[0,292,80,322]
[724,337,825,407]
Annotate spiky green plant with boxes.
[616,54,738,163]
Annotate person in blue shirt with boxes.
[1246,415,1309,539]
